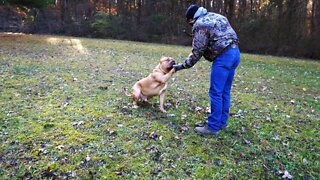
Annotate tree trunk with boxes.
[227,0,235,22]
[239,0,247,19]
[311,0,320,38]
[137,1,141,25]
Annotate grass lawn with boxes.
[0,33,319,179]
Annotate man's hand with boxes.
[173,64,185,71]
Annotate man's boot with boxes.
[194,126,219,136]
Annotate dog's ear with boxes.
[160,56,166,62]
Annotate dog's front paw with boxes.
[159,108,167,113]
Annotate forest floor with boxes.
[0,33,319,179]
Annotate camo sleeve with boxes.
[183,27,209,68]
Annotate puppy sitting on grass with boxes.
[127,56,176,112]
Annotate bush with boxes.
[91,11,122,38]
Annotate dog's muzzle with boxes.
[170,60,176,69]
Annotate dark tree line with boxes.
[1,0,319,59]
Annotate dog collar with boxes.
[159,66,169,74]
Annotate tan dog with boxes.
[129,56,176,112]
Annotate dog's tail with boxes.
[123,87,131,97]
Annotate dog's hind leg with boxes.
[132,84,141,109]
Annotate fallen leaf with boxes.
[98,86,108,90]
[167,114,176,117]
[39,148,44,152]
[180,126,188,132]
[170,163,177,168]
[195,106,203,112]
[85,155,91,162]
[149,130,159,140]
[261,139,269,146]
[234,109,245,118]
[57,145,64,150]
[72,121,85,126]
[60,157,68,164]
[181,113,187,120]
[303,158,308,165]
[273,134,280,140]
[266,113,272,122]
[213,159,223,166]
[243,138,251,145]
[262,86,268,91]
[241,126,247,133]
[253,124,261,129]
[205,106,210,113]
[71,171,76,177]
[282,170,293,179]
[282,141,289,147]
[106,114,113,118]
[107,129,116,135]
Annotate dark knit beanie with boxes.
[185,5,199,20]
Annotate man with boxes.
[174,5,240,136]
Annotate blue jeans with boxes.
[207,48,240,132]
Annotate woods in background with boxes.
[1,0,319,59]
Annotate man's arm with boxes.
[183,27,209,68]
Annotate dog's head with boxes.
[159,56,176,72]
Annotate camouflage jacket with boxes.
[183,12,238,68]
